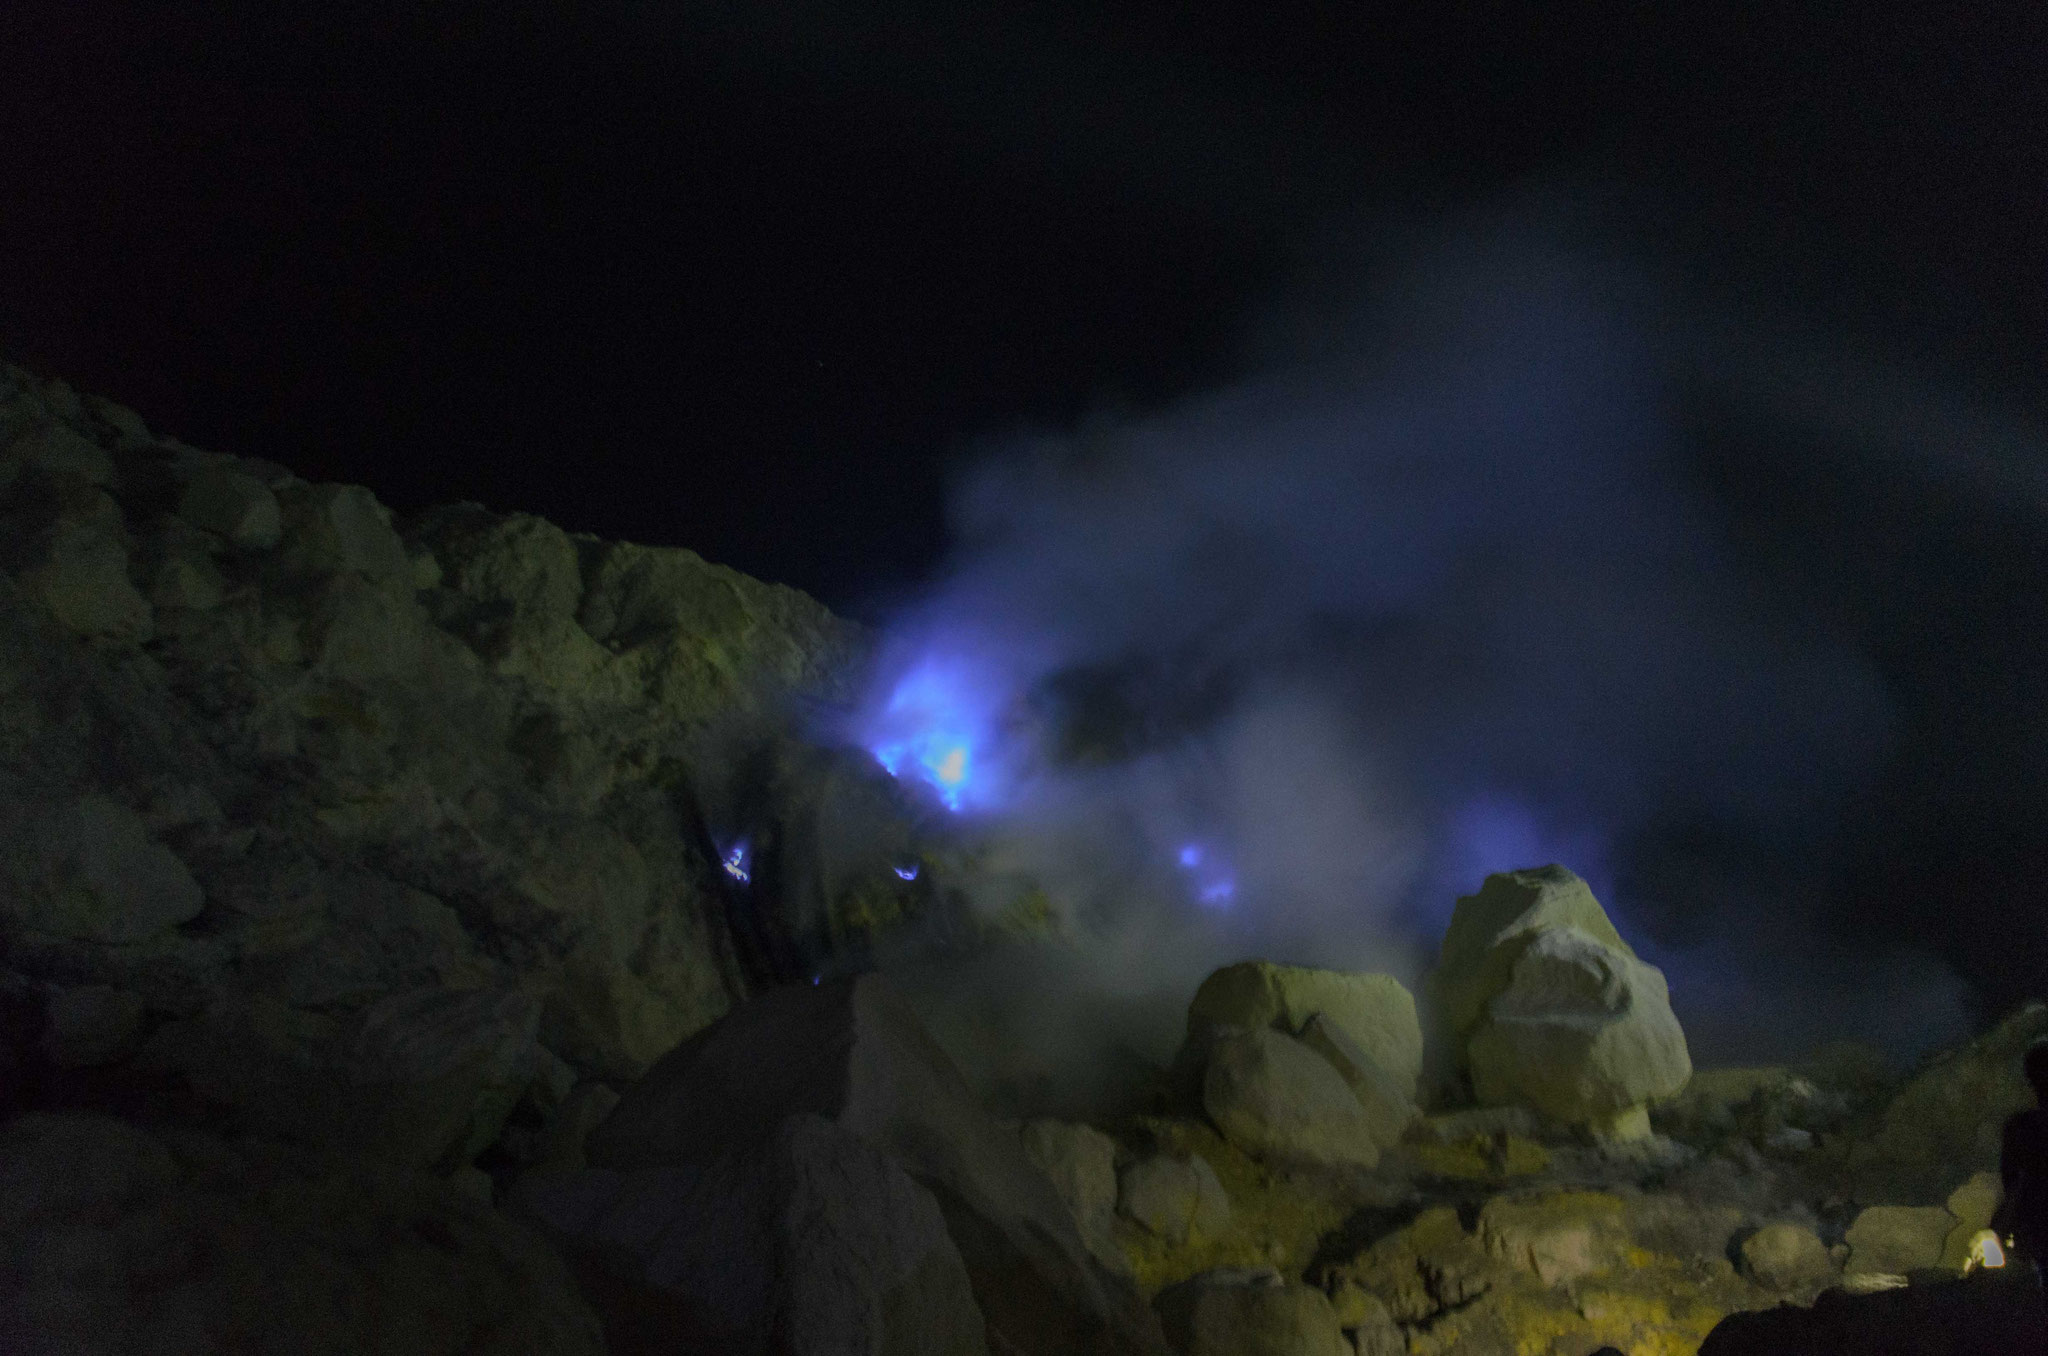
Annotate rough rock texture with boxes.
[1430,864,1634,1054]
[1465,925,1692,1133]
[1021,1119,1127,1274]
[1739,1221,1835,1292]
[1326,1190,1759,1356]
[1181,961,1422,1099]
[0,1110,605,1356]
[1843,1001,2048,1198]
[514,1112,990,1356]
[585,974,1170,1356]
[1152,1269,1350,1356]
[1842,1204,1952,1281]
[1202,1027,1382,1170]
[1295,1012,1416,1148]
[1116,1152,1230,1246]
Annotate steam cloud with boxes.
[841,200,1983,1109]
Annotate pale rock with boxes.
[176,463,282,549]
[3,419,114,487]
[1465,926,1691,1131]
[276,482,411,581]
[1021,1118,1127,1273]
[1476,1189,1631,1286]
[1203,1027,1382,1170]
[1740,1221,1835,1291]
[8,487,153,642]
[1184,961,1423,1099]
[1153,1270,1351,1356]
[1843,1204,1951,1278]
[82,394,151,448]
[39,984,147,1067]
[1297,1012,1417,1148]
[2,794,204,942]
[1116,1152,1231,1245]
[1939,1171,2003,1270]
[1431,864,1635,1053]
[148,543,227,610]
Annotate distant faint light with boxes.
[811,975,821,986]
[721,840,751,885]
[1199,878,1236,906]
[894,863,920,881]
[1177,844,1203,868]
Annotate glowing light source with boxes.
[863,657,997,811]
[1965,1229,2006,1272]
[721,840,751,885]
[893,863,920,881]
[1175,840,1235,908]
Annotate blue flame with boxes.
[893,863,921,881]
[721,839,751,885]
[863,657,1004,812]
[1175,839,1235,909]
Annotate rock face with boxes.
[1465,926,1693,1133]
[1843,1205,1953,1281]
[0,1110,605,1356]
[1434,866,1690,1134]
[1431,864,1634,1050]
[1202,1027,1384,1169]
[1022,1119,1128,1274]
[582,974,1170,1356]
[515,1113,990,1356]
[1152,1269,1350,1356]
[1116,1152,1230,1245]
[1847,1001,2048,1198]
[1739,1221,1835,1292]
[1182,962,1423,1099]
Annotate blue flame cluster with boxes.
[864,658,998,812]
[1176,841,1236,907]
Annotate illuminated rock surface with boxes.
[1465,926,1692,1133]
[3,362,2046,1355]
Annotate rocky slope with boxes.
[0,361,2042,1354]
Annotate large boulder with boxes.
[0,793,205,943]
[1740,1222,1835,1292]
[1431,864,1634,1054]
[1464,926,1692,1135]
[1295,1012,1416,1148]
[1843,1205,1953,1283]
[1201,1027,1383,1170]
[513,1113,989,1356]
[584,974,1170,1356]
[1847,1002,2048,1195]
[1152,1269,1350,1356]
[135,985,544,1173]
[1021,1119,1127,1274]
[1181,961,1422,1099]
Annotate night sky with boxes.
[2,2,2045,1034]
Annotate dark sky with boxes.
[3,1,2046,1020]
